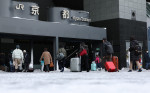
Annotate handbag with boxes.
[50,62,54,67]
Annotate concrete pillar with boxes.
[31,40,34,65]
[53,37,59,70]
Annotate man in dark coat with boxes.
[144,50,150,70]
[23,50,31,72]
[128,36,142,72]
[102,38,113,61]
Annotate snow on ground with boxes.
[0,68,150,93]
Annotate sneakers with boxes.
[128,69,142,72]
[138,69,142,72]
[128,70,132,72]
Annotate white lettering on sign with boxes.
[16,4,24,10]
[71,16,91,22]
[31,5,39,15]
[62,10,69,19]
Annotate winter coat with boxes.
[24,53,31,64]
[80,49,87,56]
[129,40,140,61]
[12,49,24,60]
[103,41,112,56]
[144,53,150,63]
[40,51,52,65]
[57,48,67,57]
[95,56,101,63]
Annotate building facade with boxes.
[84,0,147,68]
[0,0,148,69]
[0,0,106,70]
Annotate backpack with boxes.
[57,53,65,60]
[134,45,142,56]
[105,42,114,54]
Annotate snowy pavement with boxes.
[0,68,150,93]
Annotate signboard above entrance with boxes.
[48,7,91,26]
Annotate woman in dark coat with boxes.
[128,36,142,72]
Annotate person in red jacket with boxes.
[80,42,89,72]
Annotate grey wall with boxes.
[84,0,119,22]
[0,0,11,17]
[11,1,39,20]
[119,0,146,22]
[0,0,39,20]
[0,17,106,40]
[84,0,146,22]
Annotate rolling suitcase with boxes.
[91,61,97,71]
[70,57,81,72]
[112,56,119,71]
[105,61,117,72]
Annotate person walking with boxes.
[57,45,67,72]
[95,54,102,71]
[40,48,52,72]
[12,45,24,72]
[128,36,142,72]
[102,38,114,67]
[144,50,150,70]
[23,50,31,72]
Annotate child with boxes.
[41,57,44,71]
[95,54,102,71]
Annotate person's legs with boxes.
[148,63,150,69]
[58,60,62,70]
[45,64,50,72]
[80,56,84,71]
[85,55,89,72]
[41,64,44,71]
[136,61,142,72]
[129,61,133,71]
[107,54,112,61]
[60,58,65,72]
[146,63,149,70]
[14,59,18,72]
[136,61,141,69]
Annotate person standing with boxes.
[57,45,67,72]
[40,48,52,72]
[128,36,142,72]
[80,42,89,72]
[144,50,150,70]
[12,45,24,72]
[23,50,31,72]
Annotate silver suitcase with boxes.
[70,57,81,72]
